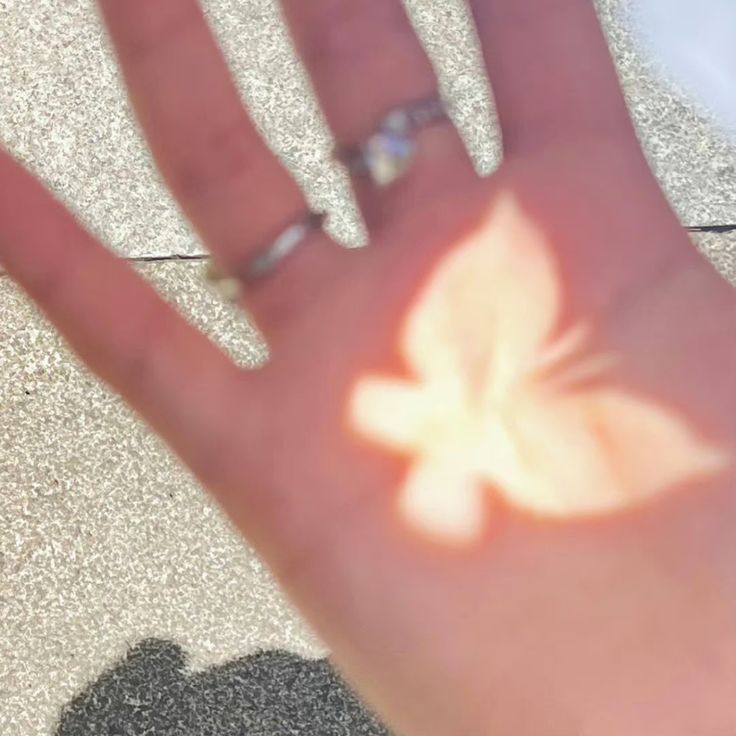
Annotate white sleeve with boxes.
[628,0,736,141]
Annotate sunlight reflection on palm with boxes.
[350,193,727,544]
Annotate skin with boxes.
[2,0,736,733]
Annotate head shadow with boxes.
[55,638,391,736]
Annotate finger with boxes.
[280,0,477,232]
[467,0,638,154]
[0,150,253,494]
[97,0,351,332]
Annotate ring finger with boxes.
[97,0,352,335]
[280,0,478,233]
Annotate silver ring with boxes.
[336,96,450,188]
[206,211,326,301]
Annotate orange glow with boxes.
[350,194,727,545]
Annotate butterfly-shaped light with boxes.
[350,195,728,544]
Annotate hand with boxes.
[2,1,736,734]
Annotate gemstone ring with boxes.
[335,97,450,188]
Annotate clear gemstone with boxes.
[205,262,242,303]
[382,109,411,134]
[364,131,414,187]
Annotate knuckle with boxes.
[269,511,341,593]
[474,0,567,27]
[33,256,76,308]
[299,0,414,70]
[121,296,175,394]
[268,482,371,593]
[168,116,262,201]
[275,508,366,597]
[189,423,240,492]
[121,3,204,64]
[33,236,89,309]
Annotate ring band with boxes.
[336,96,450,188]
[206,211,326,300]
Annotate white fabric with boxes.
[629,0,736,140]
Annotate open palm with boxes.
[3,1,736,734]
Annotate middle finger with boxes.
[280,0,477,232]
